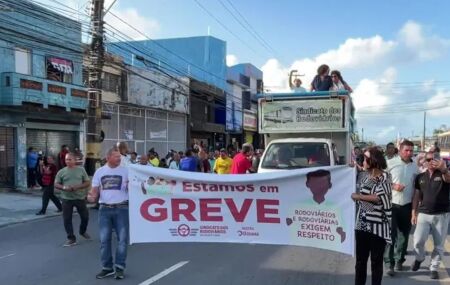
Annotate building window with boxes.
[242,91,251,110]
[15,47,31,75]
[47,57,73,84]
[102,72,121,93]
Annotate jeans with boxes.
[40,185,62,213]
[355,230,386,285]
[62,199,89,241]
[27,168,36,188]
[99,206,129,270]
[413,212,450,271]
[384,203,412,265]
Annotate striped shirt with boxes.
[355,172,392,243]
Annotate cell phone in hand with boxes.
[433,152,440,160]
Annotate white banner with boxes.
[259,99,344,133]
[129,165,356,256]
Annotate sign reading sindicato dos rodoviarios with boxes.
[129,165,356,256]
[259,99,344,133]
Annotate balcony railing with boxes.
[0,72,88,111]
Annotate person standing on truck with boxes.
[330,70,353,92]
[231,143,256,174]
[310,64,332,91]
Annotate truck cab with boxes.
[258,138,337,173]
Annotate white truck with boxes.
[257,91,356,173]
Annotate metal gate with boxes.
[26,129,78,159]
[0,127,15,187]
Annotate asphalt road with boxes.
[1,210,449,285]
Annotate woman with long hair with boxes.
[330,70,353,92]
[310,64,332,91]
[351,147,392,285]
[36,156,62,215]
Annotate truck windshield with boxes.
[261,142,330,169]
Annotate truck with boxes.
[257,90,356,173]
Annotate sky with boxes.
[35,0,450,144]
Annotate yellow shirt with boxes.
[149,157,160,167]
[214,157,232,174]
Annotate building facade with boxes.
[227,63,263,149]
[108,36,228,152]
[0,0,88,190]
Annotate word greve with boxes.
[140,198,281,223]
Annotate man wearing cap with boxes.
[213,149,233,174]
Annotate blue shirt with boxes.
[27,151,38,168]
[179,156,198,172]
[311,75,332,91]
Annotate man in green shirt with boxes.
[55,153,91,247]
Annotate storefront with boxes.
[101,102,187,158]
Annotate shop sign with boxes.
[47,57,73,74]
[243,110,257,131]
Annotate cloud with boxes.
[226,54,238,66]
[352,67,396,110]
[33,0,160,41]
[398,21,450,61]
[262,35,396,91]
[105,8,160,41]
[426,90,450,117]
[261,58,289,91]
[376,126,396,140]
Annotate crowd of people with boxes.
[116,142,263,175]
[25,138,450,282]
[352,140,450,284]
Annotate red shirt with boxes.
[231,153,252,174]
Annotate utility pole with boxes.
[85,0,105,175]
[422,111,427,151]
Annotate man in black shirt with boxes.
[411,151,450,280]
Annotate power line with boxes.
[223,0,278,56]
[216,0,273,56]
[192,0,264,58]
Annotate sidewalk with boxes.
[0,189,61,228]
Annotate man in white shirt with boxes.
[384,139,418,276]
[88,147,129,280]
[117,141,131,167]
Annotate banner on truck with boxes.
[259,99,344,133]
[129,165,356,256]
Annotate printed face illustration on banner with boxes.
[128,165,356,256]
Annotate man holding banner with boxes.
[88,147,129,280]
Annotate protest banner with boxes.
[129,165,356,256]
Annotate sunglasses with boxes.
[425,158,433,162]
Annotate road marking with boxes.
[138,261,189,285]
[0,253,15,259]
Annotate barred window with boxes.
[103,72,121,93]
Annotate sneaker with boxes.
[35,211,45,215]
[80,232,92,240]
[63,239,77,247]
[114,267,124,279]
[395,262,403,271]
[430,270,439,280]
[411,260,422,271]
[96,269,115,279]
[386,264,395,276]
